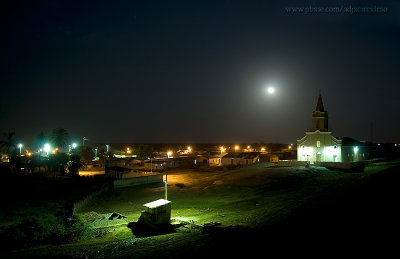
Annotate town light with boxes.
[72,143,77,148]
[44,144,51,155]
[235,145,239,151]
[167,151,172,158]
[127,147,132,154]
[354,146,358,153]
[18,143,23,155]
[187,146,192,152]
[261,147,266,152]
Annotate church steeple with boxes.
[310,93,329,132]
[315,93,325,112]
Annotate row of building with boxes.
[104,152,280,173]
[142,152,280,171]
[104,93,385,178]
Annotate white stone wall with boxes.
[297,131,342,162]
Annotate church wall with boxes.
[297,132,342,162]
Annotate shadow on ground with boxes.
[127,221,179,237]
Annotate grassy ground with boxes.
[3,160,399,258]
[0,175,109,251]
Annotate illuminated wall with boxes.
[297,131,342,162]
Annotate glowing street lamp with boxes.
[44,144,51,156]
[127,147,132,154]
[167,151,172,158]
[235,145,240,151]
[69,143,78,152]
[187,146,192,153]
[18,143,23,155]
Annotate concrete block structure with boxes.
[140,199,171,227]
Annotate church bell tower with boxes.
[310,93,329,132]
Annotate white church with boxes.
[297,94,342,162]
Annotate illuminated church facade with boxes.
[297,94,342,162]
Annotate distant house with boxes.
[221,152,260,166]
[259,153,280,163]
[1,154,9,163]
[341,137,370,162]
[208,156,221,166]
[195,155,221,166]
[144,158,181,171]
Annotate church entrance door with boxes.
[316,152,321,162]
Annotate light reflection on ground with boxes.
[78,171,105,176]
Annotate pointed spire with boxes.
[315,93,325,112]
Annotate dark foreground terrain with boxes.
[1,162,399,258]
[199,164,400,258]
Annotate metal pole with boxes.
[165,171,168,200]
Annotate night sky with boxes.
[1,0,399,144]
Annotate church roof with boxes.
[315,94,325,112]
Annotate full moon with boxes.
[267,87,275,94]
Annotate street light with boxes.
[44,144,51,156]
[18,144,23,155]
[167,151,172,158]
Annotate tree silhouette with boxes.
[35,131,47,151]
[51,128,70,150]
[80,146,94,164]
[67,154,82,174]
[49,152,69,176]
[0,132,18,155]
